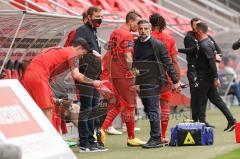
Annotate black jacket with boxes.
[183,31,199,66]
[73,23,101,53]
[73,23,101,79]
[180,31,222,65]
[133,36,178,85]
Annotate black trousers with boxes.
[190,84,208,122]
[77,83,101,146]
[192,77,235,123]
[187,66,208,122]
[139,84,161,141]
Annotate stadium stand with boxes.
[10,0,191,32]
[2,0,193,106]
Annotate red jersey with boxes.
[152,31,178,84]
[27,47,78,78]
[64,30,76,47]
[101,52,111,80]
[108,26,134,78]
[101,52,114,89]
[151,31,177,57]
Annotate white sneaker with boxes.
[122,125,127,132]
[122,125,141,132]
[106,126,123,135]
[134,127,141,131]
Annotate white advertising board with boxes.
[0,79,77,159]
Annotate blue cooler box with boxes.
[170,122,214,146]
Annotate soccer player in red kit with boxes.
[100,52,123,135]
[22,38,106,124]
[150,13,181,143]
[101,11,146,146]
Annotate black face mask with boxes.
[92,19,102,28]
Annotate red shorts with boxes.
[22,70,54,109]
[111,78,137,108]
[160,84,172,102]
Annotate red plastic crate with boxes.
[235,122,240,143]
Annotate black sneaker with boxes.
[95,143,108,152]
[205,122,215,128]
[224,120,236,132]
[79,146,91,152]
[142,138,164,149]
[79,144,99,153]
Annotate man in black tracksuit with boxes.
[194,22,236,131]
[133,20,180,148]
[178,18,223,127]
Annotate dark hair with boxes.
[126,10,141,23]
[196,22,208,33]
[87,6,102,16]
[232,38,240,50]
[82,11,88,19]
[71,38,90,51]
[149,13,166,31]
[190,17,200,26]
[137,19,150,25]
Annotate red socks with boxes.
[102,106,120,131]
[160,104,170,139]
[102,103,135,140]
[121,108,135,139]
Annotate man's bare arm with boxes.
[124,52,133,70]
[171,54,181,81]
[71,67,94,84]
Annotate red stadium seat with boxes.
[11,0,191,32]
[11,0,46,12]
[55,7,70,15]
[54,0,69,8]
[71,6,84,14]
[35,2,55,12]
[110,0,131,12]
[99,0,114,12]
[67,0,83,7]
[10,1,26,10]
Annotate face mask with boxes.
[92,19,102,28]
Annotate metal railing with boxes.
[21,0,51,12]
[192,0,240,25]
[160,0,227,31]
[224,0,240,12]
[1,0,32,11]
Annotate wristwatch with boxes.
[56,99,63,106]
